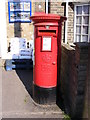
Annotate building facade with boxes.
[0,0,90,58]
[35,0,90,43]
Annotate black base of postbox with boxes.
[33,84,56,105]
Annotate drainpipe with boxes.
[65,2,68,44]
[46,0,48,14]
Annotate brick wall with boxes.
[6,0,46,50]
[5,1,89,49]
[6,1,74,48]
[60,43,75,115]
[50,2,74,43]
[50,2,65,42]
[35,1,45,13]
[50,2,64,16]
[87,46,90,120]
[60,43,90,119]
[68,3,74,43]
[6,0,35,49]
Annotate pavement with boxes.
[0,67,2,119]
[0,66,64,119]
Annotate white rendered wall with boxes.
[0,0,7,59]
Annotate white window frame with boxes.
[74,3,90,43]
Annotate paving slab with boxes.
[1,67,64,118]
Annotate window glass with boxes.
[82,35,88,42]
[76,16,82,24]
[83,5,89,14]
[83,26,88,34]
[76,35,81,42]
[83,16,89,24]
[76,6,82,15]
[76,26,81,34]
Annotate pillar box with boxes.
[30,13,66,104]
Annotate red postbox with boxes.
[30,13,66,104]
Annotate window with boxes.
[74,4,90,42]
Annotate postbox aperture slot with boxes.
[39,30,56,36]
[42,36,52,52]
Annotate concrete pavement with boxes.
[0,66,2,120]
[0,66,64,118]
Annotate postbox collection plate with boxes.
[42,36,52,51]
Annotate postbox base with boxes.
[33,84,56,105]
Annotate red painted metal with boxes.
[30,13,66,88]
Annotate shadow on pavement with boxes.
[15,69,33,98]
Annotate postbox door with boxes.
[35,35,57,88]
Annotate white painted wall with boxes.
[0,0,7,59]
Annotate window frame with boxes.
[74,3,90,42]
[8,0,32,23]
